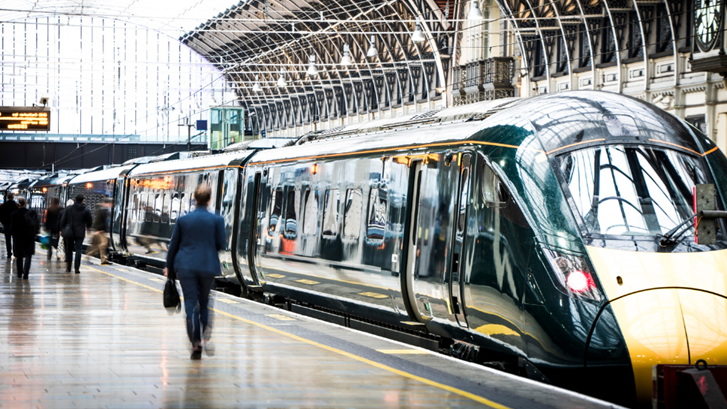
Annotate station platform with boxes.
[0,240,622,409]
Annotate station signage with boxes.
[0,107,51,131]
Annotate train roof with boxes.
[128,149,256,177]
[249,91,711,165]
[68,165,136,185]
[30,173,76,188]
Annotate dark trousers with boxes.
[4,228,11,257]
[64,237,84,272]
[178,275,216,347]
[16,255,31,277]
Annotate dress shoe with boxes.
[190,348,202,360]
[75,270,80,274]
[23,274,28,280]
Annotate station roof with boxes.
[0,0,235,33]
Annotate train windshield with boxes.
[558,145,708,238]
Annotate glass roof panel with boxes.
[0,0,236,33]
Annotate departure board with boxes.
[0,107,51,131]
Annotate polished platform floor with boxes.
[0,240,622,409]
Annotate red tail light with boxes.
[567,270,595,293]
[539,246,602,302]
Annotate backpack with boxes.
[25,210,40,236]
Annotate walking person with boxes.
[9,197,39,279]
[164,185,225,360]
[60,194,92,274]
[86,198,111,265]
[45,197,62,261]
[0,192,19,258]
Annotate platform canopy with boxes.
[178,0,454,131]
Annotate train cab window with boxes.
[366,188,388,240]
[343,189,363,239]
[302,189,319,236]
[284,190,299,236]
[153,192,162,223]
[481,162,528,227]
[322,189,340,237]
[161,192,170,224]
[170,193,180,223]
[269,188,283,235]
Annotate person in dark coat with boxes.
[60,194,93,274]
[0,192,19,258]
[9,197,39,279]
[45,197,62,261]
[164,184,225,360]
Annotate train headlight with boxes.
[540,246,602,302]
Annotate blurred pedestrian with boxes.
[60,194,92,274]
[164,184,225,360]
[0,192,19,258]
[87,198,111,265]
[45,197,62,261]
[9,197,39,279]
[57,199,74,263]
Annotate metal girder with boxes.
[181,0,451,133]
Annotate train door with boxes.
[404,151,472,326]
[111,177,126,252]
[450,153,471,327]
[247,171,264,285]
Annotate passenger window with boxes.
[343,189,363,239]
[285,190,299,236]
[170,193,180,223]
[366,188,388,240]
[131,194,138,222]
[322,189,340,237]
[269,188,283,235]
[302,189,319,236]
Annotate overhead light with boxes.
[412,17,426,43]
[307,55,318,77]
[277,69,287,87]
[367,35,378,58]
[468,0,484,20]
[341,44,352,66]
[252,75,262,92]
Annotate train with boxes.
[3,91,726,407]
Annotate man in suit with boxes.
[9,197,39,279]
[0,192,19,258]
[165,184,225,360]
[60,194,93,274]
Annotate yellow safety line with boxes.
[84,264,510,409]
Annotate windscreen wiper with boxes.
[659,217,695,246]
[659,210,727,247]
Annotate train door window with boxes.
[366,188,388,240]
[458,168,470,233]
[268,188,283,235]
[302,189,319,236]
[481,161,528,227]
[170,193,180,223]
[145,193,154,222]
[284,189,299,236]
[161,192,170,224]
[181,193,188,216]
[131,193,138,221]
[322,189,340,237]
[153,192,162,222]
[343,189,363,239]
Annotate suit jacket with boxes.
[166,206,226,278]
